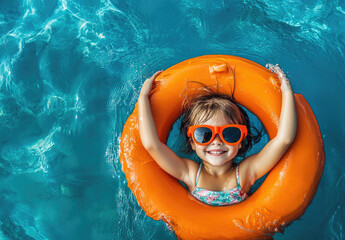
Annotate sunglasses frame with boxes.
[187,124,248,146]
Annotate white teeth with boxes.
[209,151,224,154]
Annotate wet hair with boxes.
[180,84,262,160]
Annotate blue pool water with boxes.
[1,0,344,239]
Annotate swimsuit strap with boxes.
[195,162,203,188]
[195,163,242,188]
[236,165,241,187]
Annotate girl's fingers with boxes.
[144,71,163,87]
[149,70,163,85]
[146,70,163,87]
[140,70,164,97]
[266,63,286,81]
[150,70,163,80]
[266,63,292,91]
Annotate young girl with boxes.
[138,64,297,206]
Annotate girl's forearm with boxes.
[276,89,297,144]
[138,96,161,149]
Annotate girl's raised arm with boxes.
[138,71,194,185]
[244,65,297,182]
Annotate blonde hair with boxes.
[186,96,246,126]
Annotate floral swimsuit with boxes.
[190,163,248,206]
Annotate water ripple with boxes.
[0,0,344,239]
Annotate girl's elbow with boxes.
[142,141,154,151]
[142,140,161,152]
[277,134,296,147]
[288,126,297,144]
[279,126,297,145]
[284,134,296,146]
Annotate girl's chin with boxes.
[203,159,232,167]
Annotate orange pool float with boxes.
[120,55,325,239]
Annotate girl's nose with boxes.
[211,133,223,145]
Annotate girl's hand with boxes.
[139,71,163,98]
[266,64,292,92]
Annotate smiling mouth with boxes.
[206,151,227,156]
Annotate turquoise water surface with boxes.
[1,0,344,239]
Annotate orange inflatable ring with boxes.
[120,55,325,239]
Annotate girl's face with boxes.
[190,112,242,167]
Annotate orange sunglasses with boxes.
[187,124,248,146]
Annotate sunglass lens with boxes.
[194,127,213,144]
[222,127,242,143]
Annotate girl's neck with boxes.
[202,161,235,177]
